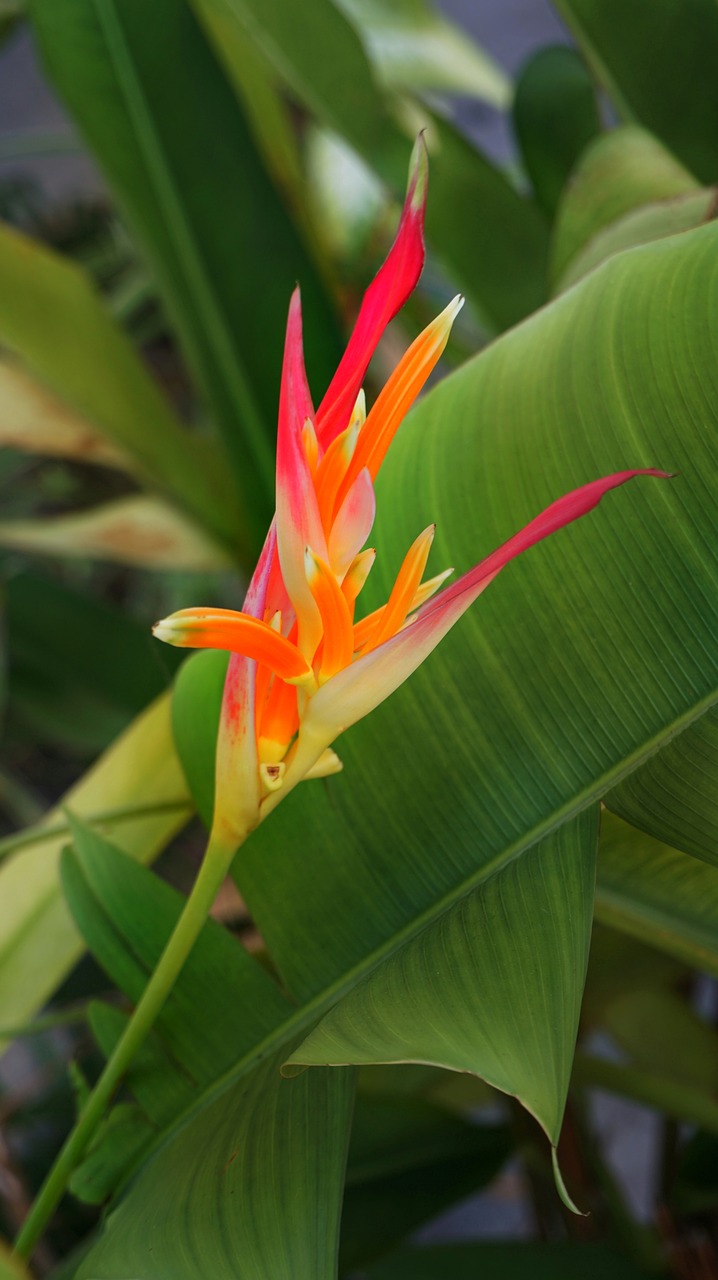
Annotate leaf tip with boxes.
[551,1145,588,1217]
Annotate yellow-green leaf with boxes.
[0,695,191,1048]
[0,495,231,571]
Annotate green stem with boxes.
[0,1004,90,1041]
[0,798,191,862]
[574,1052,718,1134]
[13,827,238,1261]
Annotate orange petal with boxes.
[314,390,365,532]
[305,550,355,682]
[333,296,463,520]
[352,563,450,651]
[153,607,315,687]
[258,674,299,763]
[362,525,435,652]
[342,548,376,611]
[253,659,274,736]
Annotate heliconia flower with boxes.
[154,138,669,847]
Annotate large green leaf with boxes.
[31,0,342,556]
[606,709,718,867]
[232,221,718,1007]
[60,827,353,1280]
[0,223,236,549]
[192,0,549,330]
[286,811,597,1150]
[554,0,718,183]
[167,217,718,1125]
[596,811,718,976]
[0,696,190,1048]
[78,1054,354,1280]
[60,215,718,1264]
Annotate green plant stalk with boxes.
[13,827,238,1261]
[574,1053,718,1133]
[0,798,192,862]
[0,1004,90,1041]
[567,1085,664,1273]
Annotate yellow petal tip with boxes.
[152,616,184,646]
[303,748,343,781]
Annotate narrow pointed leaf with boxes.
[286,811,596,1147]
[0,223,236,548]
[31,0,342,556]
[193,0,399,167]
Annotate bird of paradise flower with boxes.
[154,137,666,849]
[15,138,669,1259]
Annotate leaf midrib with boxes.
[135,680,718,1172]
[91,0,273,487]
